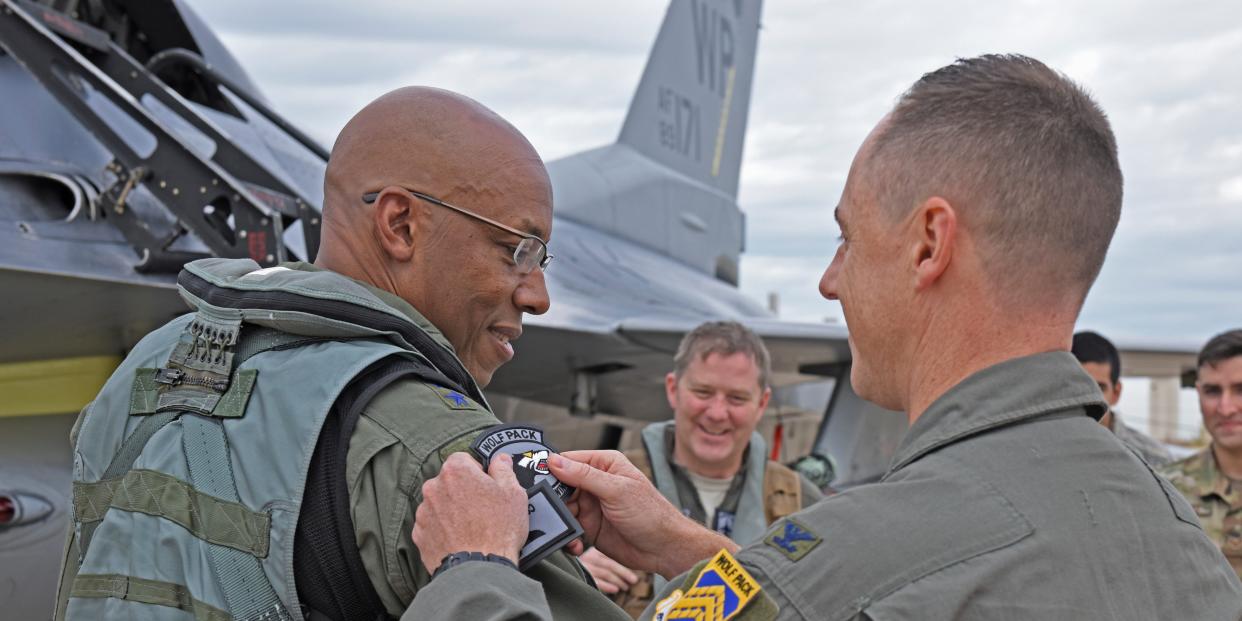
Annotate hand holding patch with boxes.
[413,452,527,573]
[470,424,583,570]
[551,449,736,579]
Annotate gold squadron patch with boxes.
[653,549,761,620]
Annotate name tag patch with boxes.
[765,518,821,562]
[654,549,760,621]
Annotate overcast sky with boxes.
[196,0,1242,347]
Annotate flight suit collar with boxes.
[281,262,459,355]
[885,351,1107,478]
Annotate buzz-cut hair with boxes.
[866,54,1123,305]
[672,321,772,390]
[1198,330,1242,370]
[1071,331,1121,384]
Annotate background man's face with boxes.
[667,351,771,472]
[1199,356,1242,452]
[1080,361,1122,406]
[410,160,553,387]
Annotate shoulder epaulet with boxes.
[762,461,802,523]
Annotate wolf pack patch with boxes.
[470,424,582,570]
[654,549,761,621]
[471,424,574,499]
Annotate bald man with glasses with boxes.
[55,87,630,621]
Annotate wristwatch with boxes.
[431,551,519,581]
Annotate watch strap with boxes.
[431,551,519,581]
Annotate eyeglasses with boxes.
[362,187,553,273]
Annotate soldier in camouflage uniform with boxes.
[1072,331,1172,466]
[1160,329,1242,578]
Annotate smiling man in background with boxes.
[1161,329,1242,578]
[578,321,820,616]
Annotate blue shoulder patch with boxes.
[764,518,821,562]
[432,386,475,410]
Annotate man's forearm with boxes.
[655,518,739,579]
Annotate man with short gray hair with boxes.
[404,55,1242,620]
[578,321,820,617]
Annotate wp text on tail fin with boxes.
[618,0,762,198]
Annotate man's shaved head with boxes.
[322,86,545,226]
[315,86,553,387]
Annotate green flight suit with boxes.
[292,263,624,619]
[1108,409,1172,467]
[401,352,1242,620]
[1160,446,1242,578]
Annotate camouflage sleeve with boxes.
[347,380,501,616]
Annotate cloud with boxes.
[1221,177,1242,202]
[197,0,1242,340]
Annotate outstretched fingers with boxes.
[550,450,640,498]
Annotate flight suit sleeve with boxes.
[347,381,502,616]
[400,562,554,621]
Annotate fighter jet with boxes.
[0,0,903,617]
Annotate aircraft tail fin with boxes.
[617,0,762,198]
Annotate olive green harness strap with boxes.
[72,573,231,621]
[74,469,271,557]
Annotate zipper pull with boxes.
[154,368,184,385]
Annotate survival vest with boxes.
[55,259,485,621]
[609,421,802,618]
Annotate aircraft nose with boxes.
[0,492,54,527]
